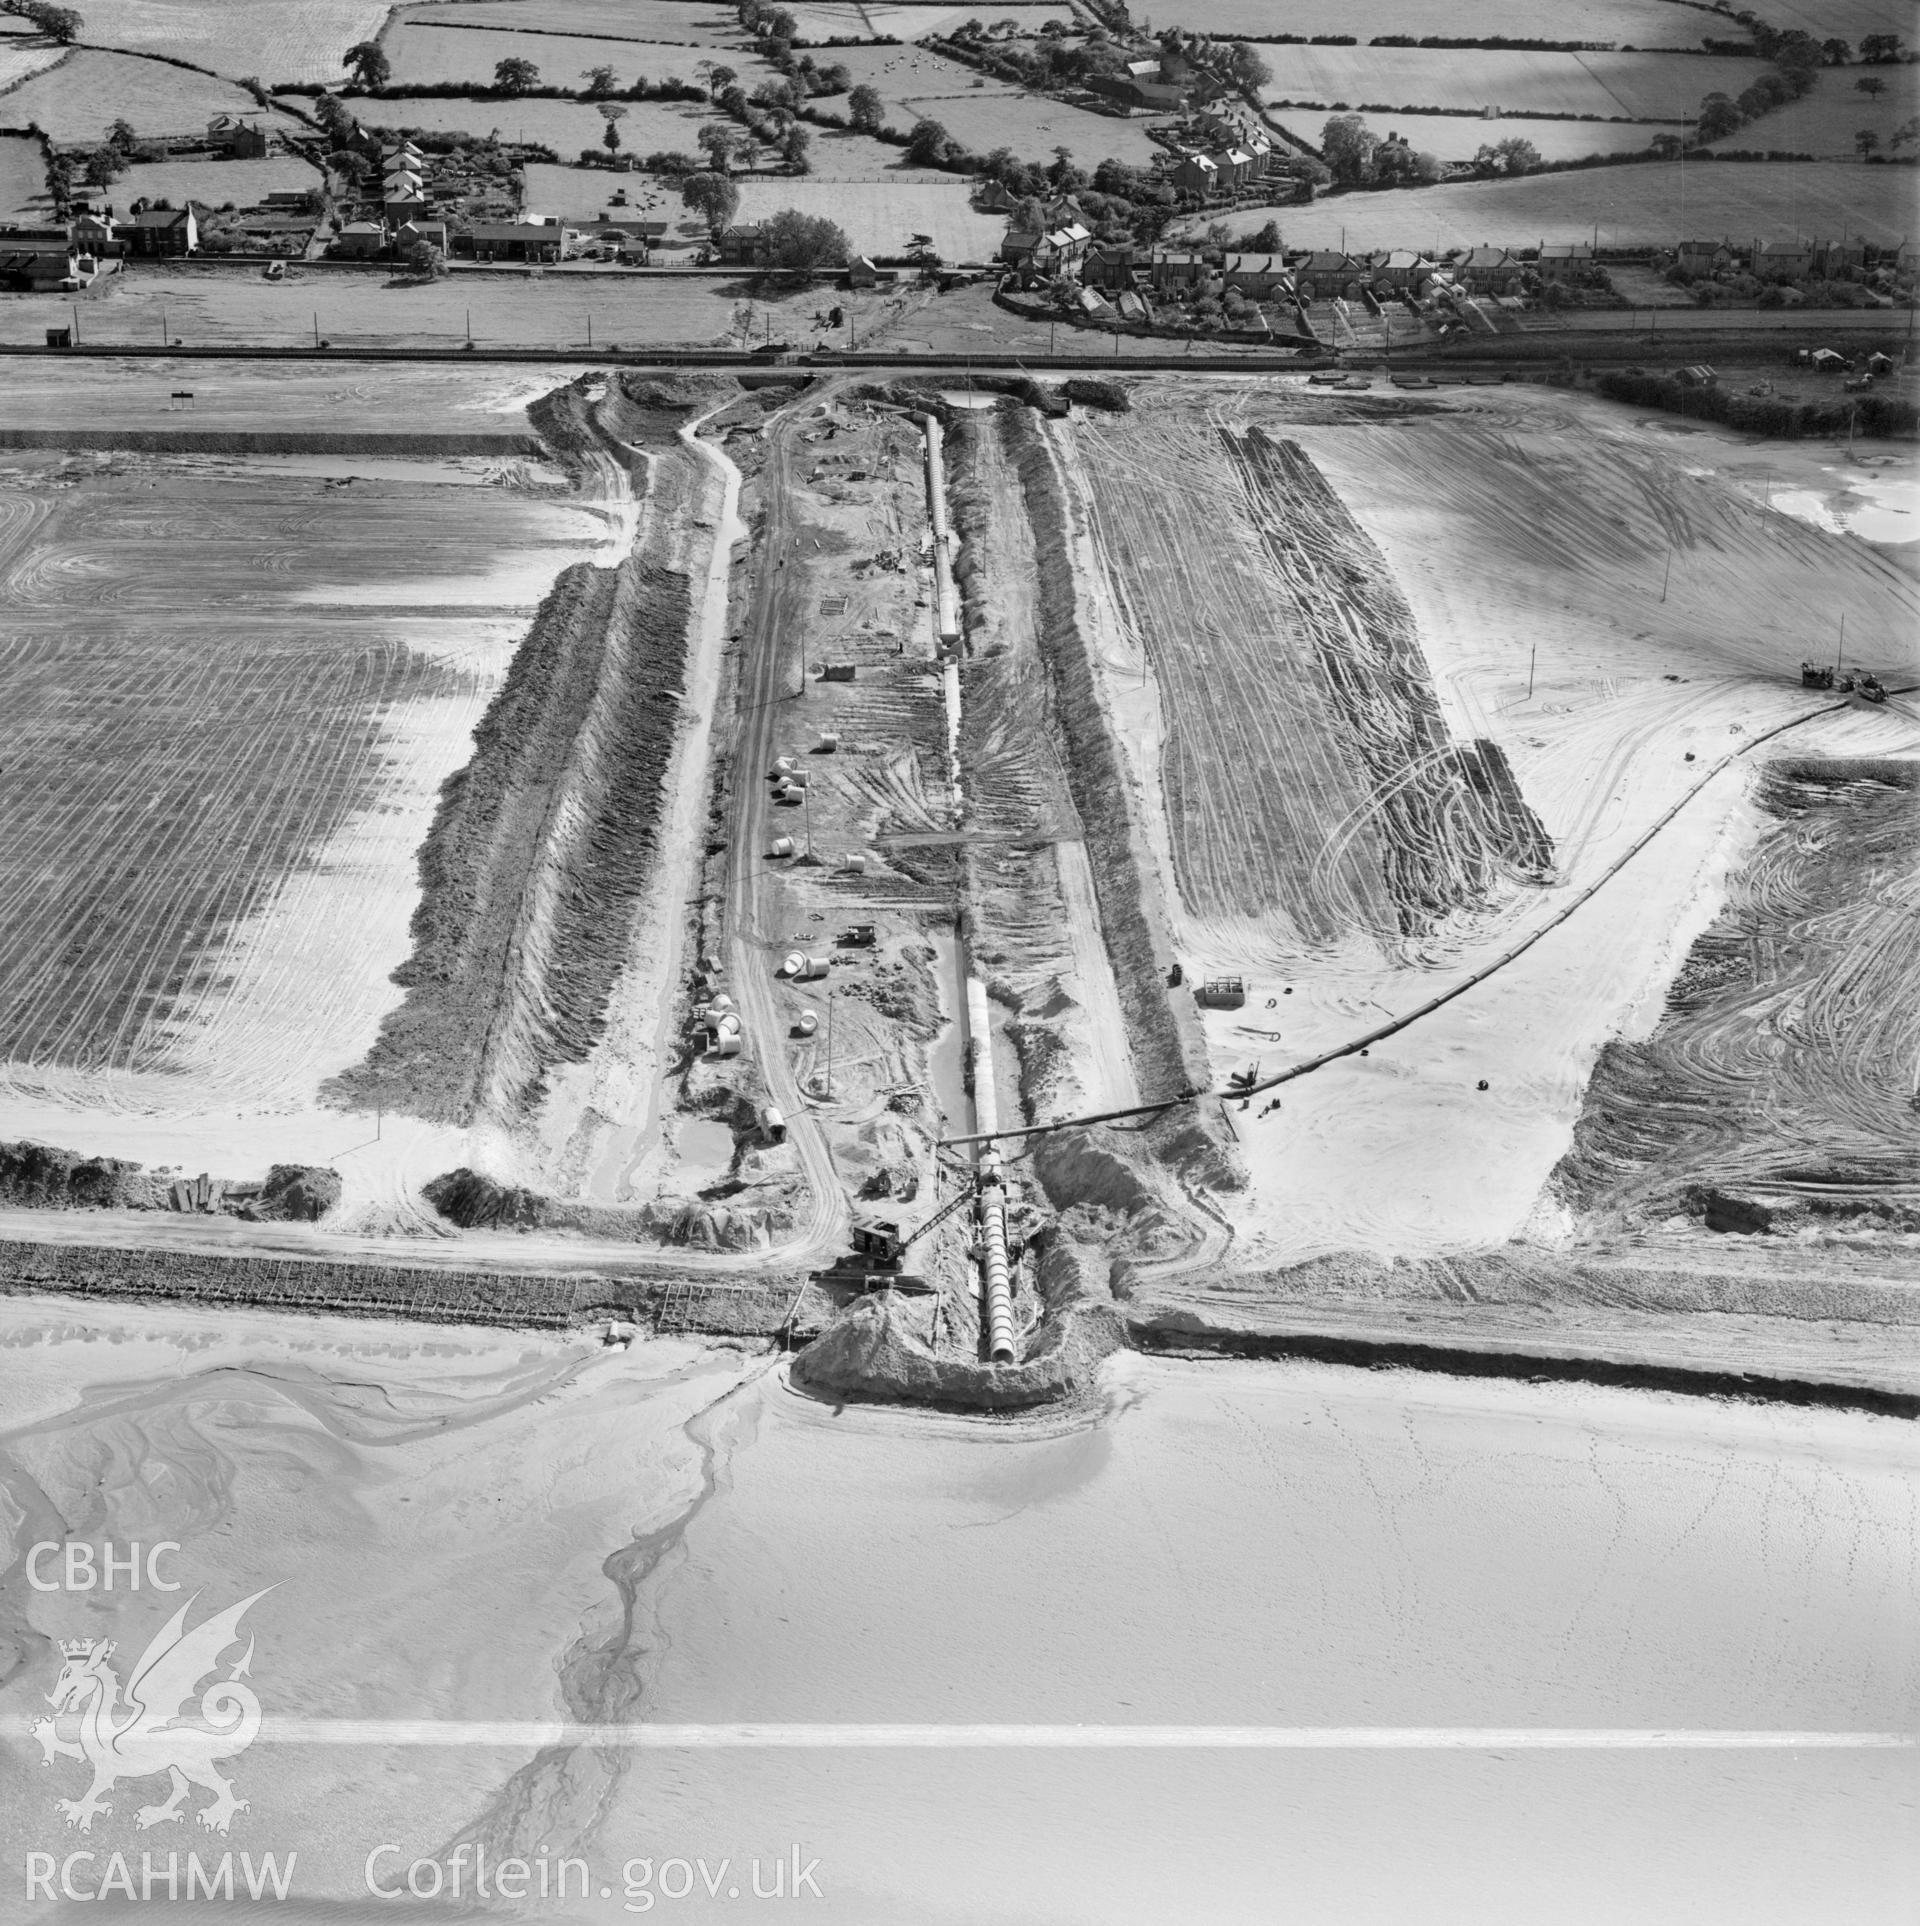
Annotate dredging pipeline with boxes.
[963,977,1016,1364]
[920,413,962,649]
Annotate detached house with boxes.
[123,206,197,256]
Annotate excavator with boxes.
[817,1186,979,1295]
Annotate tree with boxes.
[494,57,539,93]
[1696,90,1743,140]
[781,123,811,171]
[1224,41,1271,91]
[1650,131,1684,160]
[680,169,740,230]
[1320,113,1376,184]
[847,83,884,133]
[697,124,738,172]
[600,104,627,154]
[1859,32,1906,62]
[582,64,618,97]
[906,116,953,165]
[1821,37,1853,65]
[312,91,356,149]
[10,3,81,42]
[1893,115,1920,150]
[401,238,445,277]
[1412,148,1443,183]
[105,117,139,155]
[82,145,124,187]
[342,40,390,90]
[1856,127,1881,156]
[761,207,848,270]
[710,64,737,96]
[1476,136,1541,175]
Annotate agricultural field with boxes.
[62,0,389,86]
[0,50,305,144]
[1193,161,1920,251]
[0,130,48,223]
[1748,0,1916,41]
[1161,0,1732,46]
[522,159,693,222]
[400,0,749,42]
[110,154,321,213]
[730,174,1002,258]
[1263,48,1767,121]
[0,33,66,98]
[785,2,1078,35]
[832,41,1174,164]
[332,92,664,153]
[1270,108,1684,164]
[797,127,959,177]
[379,20,768,91]
[1708,63,1920,157]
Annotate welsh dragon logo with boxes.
[33,1590,270,1835]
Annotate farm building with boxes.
[123,207,197,256]
[1674,365,1718,387]
[1817,236,1867,275]
[1001,226,1040,266]
[0,241,82,291]
[717,224,766,265]
[457,221,565,263]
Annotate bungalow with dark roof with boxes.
[456,220,566,263]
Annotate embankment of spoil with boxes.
[1553,757,1920,1232]
[1002,404,1216,1114]
[330,378,704,1127]
[0,1142,339,1221]
[1225,427,1556,934]
[1128,1313,1920,1421]
[0,428,542,456]
[792,1236,1125,1411]
[0,1237,802,1336]
[422,1163,795,1253]
[1126,1240,1920,1410]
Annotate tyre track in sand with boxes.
[708,398,846,1267]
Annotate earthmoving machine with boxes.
[818,1191,977,1295]
[1807,662,1889,701]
